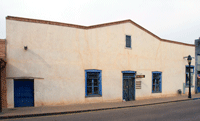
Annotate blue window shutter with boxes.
[159,73,162,92]
[122,71,136,74]
[99,72,102,95]
[152,72,162,93]
[85,71,87,96]
[85,69,102,97]
[152,73,153,93]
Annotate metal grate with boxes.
[87,72,99,79]
[123,73,135,77]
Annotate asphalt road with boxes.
[4,99,200,121]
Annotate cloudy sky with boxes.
[0,0,200,44]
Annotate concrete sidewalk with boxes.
[1,94,200,119]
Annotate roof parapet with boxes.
[6,16,195,47]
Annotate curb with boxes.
[0,98,194,119]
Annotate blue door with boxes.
[197,78,200,93]
[14,79,34,107]
[123,73,135,101]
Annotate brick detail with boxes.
[0,39,6,108]
[0,40,5,59]
[1,67,6,108]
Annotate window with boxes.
[152,72,162,93]
[126,35,131,48]
[197,54,200,71]
[186,65,194,86]
[85,70,102,97]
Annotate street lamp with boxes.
[187,55,192,98]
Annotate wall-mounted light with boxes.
[24,46,28,50]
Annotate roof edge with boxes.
[6,16,87,29]
[161,39,194,47]
[6,16,195,47]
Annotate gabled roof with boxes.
[6,16,194,47]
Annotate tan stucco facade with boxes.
[6,16,195,108]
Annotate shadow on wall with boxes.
[27,50,51,68]
[7,49,52,77]
[6,64,29,77]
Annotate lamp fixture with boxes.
[24,46,28,50]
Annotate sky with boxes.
[0,0,200,44]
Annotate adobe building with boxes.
[195,38,200,93]
[4,16,195,108]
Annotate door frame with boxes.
[122,71,136,101]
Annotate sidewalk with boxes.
[1,94,200,119]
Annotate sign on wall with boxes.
[136,75,145,78]
[136,81,141,89]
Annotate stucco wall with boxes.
[6,19,195,108]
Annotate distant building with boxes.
[0,39,6,108]
[3,16,195,108]
[195,38,200,93]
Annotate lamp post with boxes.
[187,55,192,98]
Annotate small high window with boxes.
[126,35,131,48]
[85,70,102,97]
[152,72,162,93]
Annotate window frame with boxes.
[197,54,200,71]
[85,69,102,97]
[185,65,194,86]
[122,71,136,100]
[152,71,162,93]
[125,35,131,48]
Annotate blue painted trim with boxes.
[85,69,102,97]
[85,71,87,96]
[152,72,162,93]
[152,72,153,93]
[122,71,136,73]
[152,71,162,73]
[160,73,162,92]
[99,72,102,95]
[186,65,194,67]
[85,69,102,73]
[122,72,136,101]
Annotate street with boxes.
[4,99,200,121]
